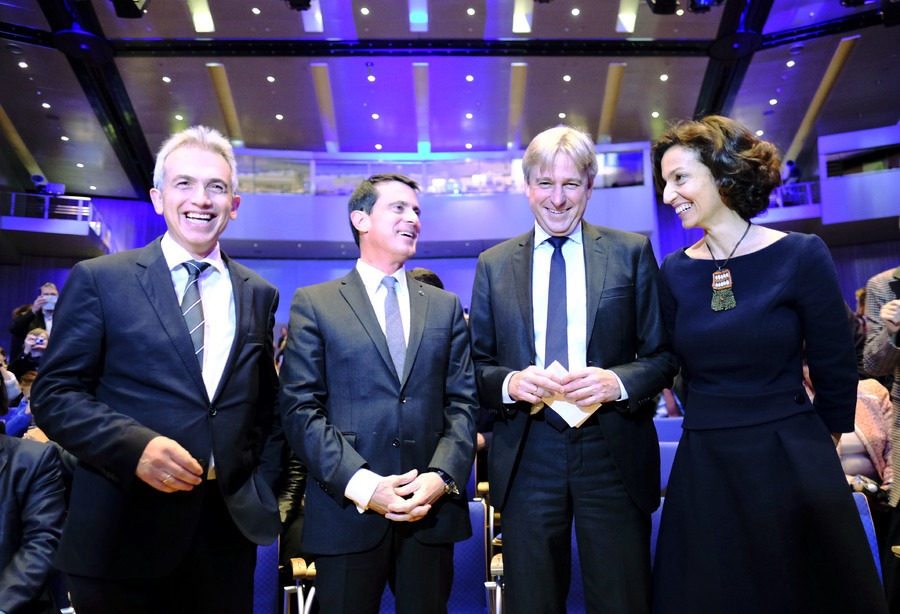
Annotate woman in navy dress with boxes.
[650,115,887,613]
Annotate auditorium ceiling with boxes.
[0,0,898,201]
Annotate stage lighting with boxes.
[645,0,678,15]
[285,0,312,10]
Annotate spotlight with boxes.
[284,0,312,9]
[110,0,151,19]
[645,0,678,15]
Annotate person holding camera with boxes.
[8,283,58,358]
[8,329,48,381]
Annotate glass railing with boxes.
[0,192,111,248]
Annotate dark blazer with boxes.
[279,269,478,556]
[0,436,65,614]
[469,222,678,514]
[31,238,283,579]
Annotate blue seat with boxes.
[853,492,882,581]
[653,416,683,442]
[253,539,280,614]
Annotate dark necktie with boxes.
[182,260,211,367]
[544,236,569,431]
[382,276,406,377]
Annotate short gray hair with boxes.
[152,126,238,194]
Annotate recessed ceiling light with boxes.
[467,7,475,15]
[756,130,764,136]
[571,8,580,16]
[60,136,69,141]
[465,112,473,119]
[360,7,370,15]
[162,76,171,83]
[660,74,669,82]
[563,75,571,82]
[786,60,795,68]
[558,112,566,119]
[175,114,183,120]
[676,8,684,15]
[89,185,97,191]
[371,113,380,119]
[375,144,382,150]
[267,76,275,82]
[276,114,284,120]
[18,61,27,69]
[76,163,84,168]
[769,99,777,105]
[651,111,660,118]
[466,75,474,82]
[251,7,260,14]
[465,143,473,149]
[41,103,50,109]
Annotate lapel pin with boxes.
[419,290,424,296]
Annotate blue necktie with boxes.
[382,276,406,378]
[182,260,211,367]
[544,236,569,431]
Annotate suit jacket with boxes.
[0,436,65,614]
[469,222,678,514]
[30,238,283,578]
[279,269,478,556]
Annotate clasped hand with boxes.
[880,300,900,336]
[367,469,446,522]
[509,366,621,407]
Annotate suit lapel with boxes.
[339,270,399,381]
[135,239,207,398]
[403,275,428,387]
[583,223,609,340]
[211,253,246,403]
[513,232,536,359]
[0,437,7,477]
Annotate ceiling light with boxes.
[42,103,50,109]
[77,163,84,168]
[60,136,69,141]
[188,0,215,32]
[366,62,375,82]
[769,99,777,105]
[162,76,171,83]
[466,75,474,82]
[267,76,275,82]
[558,112,566,119]
[467,7,475,15]
[676,9,684,15]
[786,60,795,68]
[409,0,428,31]
[660,74,669,81]
[465,113,473,119]
[89,185,97,190]
[372,113,379,119]
[571,8,580,16]
[175,114,183,120]
[563,75,571,82]
[465,143,473,149]
[651,111,660,118]
[360,7,369,15]
[252,7,260,14]
[375,144,382,150]
[756,130,764,136]
[18,61,27,68]
[276,114,284,120]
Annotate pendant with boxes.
[711,269,736,312]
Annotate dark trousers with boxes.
[501,413,651,614]
[882,505,900,611]
[313,524,454,614]
[67,483,257,614]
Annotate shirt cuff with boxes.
[345,468,381,513]
[502,371,516,404]
[613,372,629,401]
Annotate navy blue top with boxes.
[658,232,857,432]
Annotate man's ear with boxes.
[150,188,163,214]
[350,209,369,235]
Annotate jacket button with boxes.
[794,393,805,405]
[392,438,400,448]
[209,407,217,416]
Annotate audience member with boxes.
[279,173,478,613]
[8,329,48,381]
[650,115,886,613]
[0,348,19,407]
[862,245,900,605]
[8,284,58,358]
[468,125,677,614]
[0,375,67,614]
[30,125,284,614]
[409,266,444,289]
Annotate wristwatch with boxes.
[430,468,459,496]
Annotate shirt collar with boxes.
[533,221,584,250]
[355,259,408,294]
[160,232,227,276]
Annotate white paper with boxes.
[542,361,601,428]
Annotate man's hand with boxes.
[387,471,447,522]
[31,295,49,314]
[560,367,621,407]
[136,436,203,493]
[508,366,563,403]
[367,469,419,518]
[880,300,900,336]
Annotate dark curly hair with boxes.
[651,115,782,221]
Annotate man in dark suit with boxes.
[468,126,677,614]
[279,173,478,613]
[30,126,283,613]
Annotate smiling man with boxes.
[30,126,283,613]
[279,173,478,613]
[468,126,678,614]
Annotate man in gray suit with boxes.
[279,173,478,614]
[468,126,677,613]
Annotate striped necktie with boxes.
[182,260,211,367]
